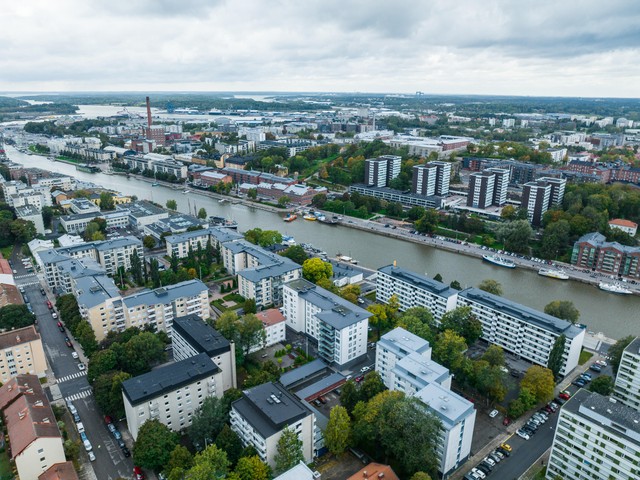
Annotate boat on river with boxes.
[598,282,633,295]
[482,254,516,269]
[76,164,100,173]
[303,213,317,221]
[538,268,569,280]
[284,213,297,222]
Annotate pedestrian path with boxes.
[65,389,92,402]
[57,371,87,383]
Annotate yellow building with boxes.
[0,326,48,383]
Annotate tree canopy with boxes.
[544,300,580,324]
[478,279,503,296]
[520,365,555,404]
[133,420,179,471]
[274,426,304,474]
[0,304,36,329]
[302,257,333,284]
[244,228,283,247]
[325,406,351,455]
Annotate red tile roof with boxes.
[609,218,638,228]
[347,463,400,480]
[0,326,40,350]
[256,308,286,327]
[38,462,79,480]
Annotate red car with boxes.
[355,375,365,383]
[104,415,113,425]
[503,417,512,426]
[133,466,145,480]
[559,392,571,400]
[46,300,53,310]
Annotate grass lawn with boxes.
[579,349,594,365]
[0,246,13,260]
[223,293,245,303]
[364,291,376,301]
[0,448,13,480]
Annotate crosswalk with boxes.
[57,370,87,383]
[65,389,92,402]
[15,273,40,286]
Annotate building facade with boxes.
[0,326,47,383]
[571,232,640,279]
[613,337,640,411]
[122,353,223,440]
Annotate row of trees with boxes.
[56,295,98,356]
[0,304,36,330]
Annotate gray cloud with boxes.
[1,0,640,96]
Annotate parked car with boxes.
[488,453,502,463]
[318,396,327,404]
[470,468,485,479]
[555,397,566,405]
[117,438,126,449]
[80,432,88,442]
[500,443,512,452]
[355,375,364,383]
[516,429,530,440]
[590,364,602,372]
[65,338,72,348]
[134,466,145,480]
[83,439,92,452]
[497,446,511,457]
[104,415,113,425]
[73,413,81,423]
[122,446,131,457]
[559,391,571,400]
[360,366,370,373]
[40,288,46,296]
[88,451,96,461]
[476,464,491,475]
[482,456,495,467]
[71,351,79,359]
[573,378,586,387]
[489,409,499,418]
[595,360,608,367]
[502,417,511,426]
[52,312,58,319]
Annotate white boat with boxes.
[282,235,296,246]
[598,282,633,295]
[482,254,516,269]
[182,189,189,194]
[538,268,569,280]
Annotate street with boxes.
[11,248,134,480]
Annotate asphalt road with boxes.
[11,249,134,480]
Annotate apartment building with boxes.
[122,353,223,440]
[172,314,237,391]
[0,326,47,383]
[364,155,401,187]
[485,167,509,206]
[38,462,79,480]
[0,375,66,480]
[118,200,169,229]
[457,288,584,376]
[467,168,509,208]
[1,180,52,209]
[376,264,459,320]
[608,219,638,237]
[221,240,302,307]
[230,381,315,469]
[522,177,567,225]
[546,390,640,480]
[254,308,287,352]
[348,184,443,209]
[60,210,129,234]
[375,328,476,477]
[571,232,640,279]
[165,227,242,259]
[412,164,438,196]
[283,279,370,368]
[15,204,45,235]
[613,337,640,411]
[429,161,452,196]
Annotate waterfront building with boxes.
[412,164,438,196]
[546,390,640,480]
[608,218,638,237]
[0,326,47,383]
[457,288,584,376]
[467,171,496,208]
[613,337,640,411]
[522,177,566,225]
[571,232,640,279]
[165,226,242,259]
[364,155,401,187]
[60,210,129,234]
[230,381,315,469]
[348,184,442,209]
[376,264,459,321]
[429,161,452,196]
[118,200,169,229]
[283,278,370,368]
[122,353,223,440]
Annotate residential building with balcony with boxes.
[172,314,237,391]
[613,337,640,411]
[283,279,370,368]
[165,227,242,259]
[122,353,223,440]
[254,308,286,352]
[15,204,45,235]
[230,381,315,469]
[376,264,459,321]
[0,326,47,383]
[571,232,640,279]
[546,390,640,480]
[457,288,584,376]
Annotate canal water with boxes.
[4,143,640,340]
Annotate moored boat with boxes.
[482,254,516,269]
[538,268,569,280]
[303,213,317,221]
[598,282,633,295]
[284,213,297,222]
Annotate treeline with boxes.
[56,295,98,356]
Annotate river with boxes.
[4,145,640,340]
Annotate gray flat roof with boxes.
[414,383,475,426]
[294,373,346,400]
[75,274,121,309]
[232,382,311,439]
[119,200,167,218]
[459,287,583,338]
[279,359,329,389]
[379,327,431,356]
[123,279,207,309]
[172,314,230,357]
[122,353,218,405]
[378,264,458,298]
[93,236,141,251]
[285,278,371,330]
[624,337,640,356]
[165,226,242,245]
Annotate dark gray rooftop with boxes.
[459,287,583,338]
[232,382,311,439]
[378,264,458,298]
[122,353,218,405]
[279,359,329,389]
[172,314,230,357]
[624,337,640,356]
[122,279,207,308]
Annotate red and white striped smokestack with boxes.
[146,96,152,129]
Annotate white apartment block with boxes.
[0,326,47,383]
[61,210,129,234]
[122,353,223,440]
[165,227,242,259]
[376,264,459,321]
[457,288,584,376]
[230,382,315,469]
[172,314,237,391]
[547,390,640,480]
[375,328,476,477]
[283,279,371,368]
[412,164,438,196]
[429,161,452,196]
[613,337,640,411]
[1,180,53,209]
[15,204,45,235]
[254,308,287,352]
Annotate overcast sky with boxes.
[2,0,639,97]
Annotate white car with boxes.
[78,363,86,371]
[83,439,92,452]
[52,312,58,319]
[489,409,499,418]
[360,366,371,373]
[71,351,79,359]
[516,429,530,440]
[88,451,96,462]
[471,468,486,479]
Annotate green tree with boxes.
[547,334,566,380]
[185,444,230,480]
[10,219,37,243]
[406,206,426,221]
[280,245,308,265]
[500,205,517,220]
[0,304,35,329]
[325,406,351,455]
[482,345,505,367]
[433,273,443,282]
[99,191,115,210]
[411,473,433,480]
[165,445,194,477]
[450,280,462,290]
[439,306,483,344]
[166,199,177,210]
[197,207,207,219]
[520,365,555,404]
[242,298,257,314]
[87,348,117,384]
[473,360,507,403]
[236,314,266,356]
[544,301,580,324]
[609,336,635,375]
[41,206,54,228]
[433,330,471,377]
[277,195,290,207]
[274,426,304,474]
[143,235,156,249]
[93,371,131,419]
[233,455,270,480]
[340,380,360,414]
[302,257,333,284]
[189,396,230,451]
[133,419,179,471]
[339,284,361,304]
[215,425,244,467]
[478,279,503,296]
[588,375,615,396]
[495,220,533,253]
[244,228,282,247]
[75,320,98,356]
[118,332,165,376]
[414,209,440,234]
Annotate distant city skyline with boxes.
[2,0,640,98]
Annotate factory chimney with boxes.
[145,96,152,129]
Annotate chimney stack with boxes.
[146,96,152,129]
